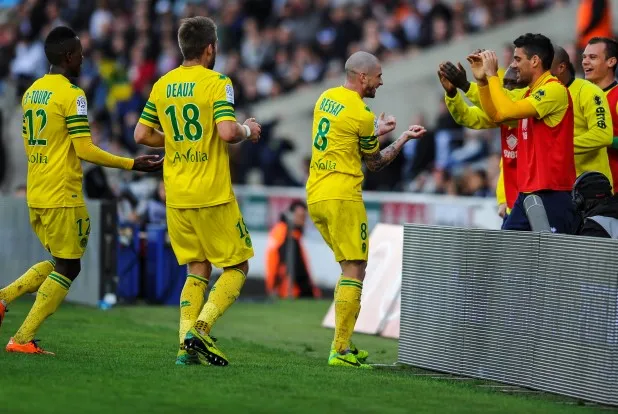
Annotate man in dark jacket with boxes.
[573,171,618,238]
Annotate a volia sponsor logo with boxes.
[311,157,336,171]
[172,148,208,164]
[28,153,48,164]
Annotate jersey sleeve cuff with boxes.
[214,115,237,124]
[69,132,92,139]
[138,118,160,129]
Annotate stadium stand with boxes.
[0,0,566,197]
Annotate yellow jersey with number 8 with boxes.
[22,74,91,208]
[306,86,379,204]
[139,65,237,209]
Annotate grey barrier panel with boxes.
[528,233,618,404]
[462,228,539,385]
[400,225,468,374]
[400,224,618,406]
[0,197,101,307]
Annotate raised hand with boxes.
[467,52,486,84]
[243,117,261,143]
[437,68,457,98]
[132,154,164,172]
[376,112,397,136]
[400,124,426,141]
[441,61,470,93]
[480,50,499,78]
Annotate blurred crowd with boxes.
[0,0,571,221]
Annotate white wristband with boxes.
[242,124,251,138]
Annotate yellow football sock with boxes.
[0,260,55,305]
[333,277,363,354]
[13,271,71,344]
[179,274,208,345]
[194,268,246,335]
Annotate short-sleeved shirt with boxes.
[306,86,378,203]
[139,66,237,208]
[22,74,91,208]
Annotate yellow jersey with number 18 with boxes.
[138,65,237,209]
[306,86,379,204]
[22,74,91,208]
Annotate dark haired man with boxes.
[472,33,577,234]
[0,26,162,355]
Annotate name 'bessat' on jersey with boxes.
[139,66,238,209]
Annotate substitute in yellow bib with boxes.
[306,51,426,369]
[0,26,162,356]
[135,16,262,367]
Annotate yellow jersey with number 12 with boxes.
[22,74,91,208]
[306,86,379,204]
[138,65,237,209]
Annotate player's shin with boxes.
[0,260,55,306]
[194,268,246,335]
[13,271,71,344]
[179,274,208,346]
[0,260,56,305]
[333,276,363,354]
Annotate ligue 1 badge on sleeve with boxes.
[225,84,235,104]
[76,96,87,115]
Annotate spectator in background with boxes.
[576,0,613,55]
[265,201,321,299]
[13,184,26,198]
[402,113,435,184]
[139,180,166,226]
[573,171,618,238]
[0,0,562,194]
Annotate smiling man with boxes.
[473,33,577,233]
[582,37,618,188]
[306,51,426,368]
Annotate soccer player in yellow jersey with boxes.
[549,46,613,183]
[0,26,162,355]
[134,17,261,367]
[306,51,426,368]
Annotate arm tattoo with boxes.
[363,134,408,172]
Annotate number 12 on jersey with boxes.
[23,109,48,146]
[313,117,330,151]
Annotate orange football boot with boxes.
[6,338,55,355]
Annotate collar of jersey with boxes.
[529,71,553,92]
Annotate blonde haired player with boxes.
[0,26,162,355]
[306,51,426,368]
[134,16,261,366]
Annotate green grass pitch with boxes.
[0,298,612,414]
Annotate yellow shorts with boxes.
[29,206,90,260]
[308,200,369,262]
[167,200,254,267]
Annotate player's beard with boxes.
[364,85,377,98]
[208,50,217,70]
